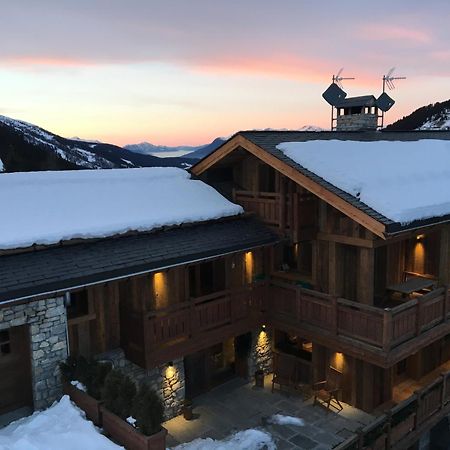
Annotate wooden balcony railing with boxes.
[335,370,450,449]
[233,190,282,228]
[270,279,450,353]
[143,282,267,365]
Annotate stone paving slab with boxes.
[164,375,374,449]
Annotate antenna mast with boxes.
[381,67,406,127]
[330,68,355,130]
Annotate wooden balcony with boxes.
[336,369,450,449]
[269,279,450,366]
[142,282,267,368]
[232,189,316,239]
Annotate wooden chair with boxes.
[313,366,343,412]
[272,351,297,393]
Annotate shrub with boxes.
[59,355,91,385]
[102,369,136,419]
[131,384,164,436]
[87,361,112,400]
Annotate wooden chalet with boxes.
[2,131,450,447]
[191,130,450,446]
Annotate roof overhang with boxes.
[191,134,387,238]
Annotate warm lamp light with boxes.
[416,234,425,241]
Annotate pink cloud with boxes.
[358,24,432,44]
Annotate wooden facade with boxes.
[192,137,450,424]
[67,249,269,370]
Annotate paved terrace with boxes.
[164,376,374,449]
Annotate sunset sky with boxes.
[1,0,449,146]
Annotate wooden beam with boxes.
[317,232,375,248]
[191,135,386,238]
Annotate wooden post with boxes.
[382,309,392,352]
[415,300,422,336]
[279,176,286,234]
[331,296,338,336]
[384,410,392,450]
[441,373,447,408]
[293,191,299,242]
[414,390,421,428]
[444,286,450,322]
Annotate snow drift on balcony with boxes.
[0,167,243,250]
[277,139,450,225]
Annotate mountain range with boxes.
[0,116,194,173]
[1,101,449,173]
[124,137,227,160]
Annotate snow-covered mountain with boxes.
[385,99,450,131]
[0,115,193,173]
[124,137,226,159]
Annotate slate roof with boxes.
[233,130,450,234]
[0,216,278,304]
[334,95,376,108]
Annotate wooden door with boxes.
[184,351,208,399]
[0,325,33,414]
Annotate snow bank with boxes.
[0,395,122,450]
[0,167,242,250]
[278,139,450,224]
[268,414,304,426]
[170,429,275,450]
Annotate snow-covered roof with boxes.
[0,167,243,250]
[277,139,450,225]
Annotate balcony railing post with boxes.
[382,309,392,352]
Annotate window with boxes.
[67,290,89,320]
[189,259,226,297]
[0,329,11,355]
[258,164,276,192]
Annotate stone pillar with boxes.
[97,349,185,420]
[0,296,68,410]
[247,328,273,378]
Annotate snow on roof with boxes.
[0,167,243,250]
[277,139,450,225]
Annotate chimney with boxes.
[335,96,378,131]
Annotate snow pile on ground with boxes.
[0,158,4,172]
[0,395,122,450]
[171,429,275,450]
[268,414,305,426]
[0,167,243,250]
[278,139,450,224]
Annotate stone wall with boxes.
[97,348,185,420]
[0,297,68,410]
[336,113,378,131]
[247,328,273,378]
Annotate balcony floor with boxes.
[393,360,450,404]
[164,375,374,449]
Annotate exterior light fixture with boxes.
[261,324,266,331]
[416,234,425,241]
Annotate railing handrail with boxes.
[234,189,281,199]
[337,297,385,315]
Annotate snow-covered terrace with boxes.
[0,167,243,250]
[277,139,450,226]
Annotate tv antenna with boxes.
[380,67,406,127]
[383,67,406,91]
[332,68,355,89]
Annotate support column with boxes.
[357,247,375,305]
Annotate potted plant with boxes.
[101,371,167,450]
[60,356,111,425]
[131,384,167,449]
[182,399,194,421]
[255,368,265,388]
